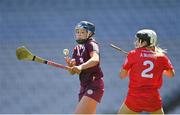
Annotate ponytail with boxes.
[155,46,167,54]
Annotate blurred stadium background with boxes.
[0,0,180,114]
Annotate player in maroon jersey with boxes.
[65,21,104,114]
[118,29,175,114]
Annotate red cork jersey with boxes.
[122,47,174,89]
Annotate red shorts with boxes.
[125,88,162,112]
[79,78,104,103]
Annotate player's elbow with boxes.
[91,60,99,67]
[164,69,175,78]
[119,74,126,79]
[119,69,128,79]
[91,55,100,65]
[169,69,175,78]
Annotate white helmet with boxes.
[135,29,157,47]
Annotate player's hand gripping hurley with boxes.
[63,49,79,74]
[16,46,71,70]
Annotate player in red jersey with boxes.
[118,29,175,114]
[65,21,104,114]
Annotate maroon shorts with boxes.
[125,89,162,112]
[79,78,104,103]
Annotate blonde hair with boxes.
[155,46,167,55]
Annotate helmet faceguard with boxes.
[75,21,95,44]
[135,29,157,48]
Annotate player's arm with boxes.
[71,51,99,74]
[65,56,76,75]
[119,68,128,79]
[65,57,76,66]
[65,57,76,75]
[163,55,175,78]
[119,52,132,79]
[80,51,99,69]
[163,69,175,78]
[64,47,77,75]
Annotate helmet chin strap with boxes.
[86,32,94,39]
[76,32,94,44]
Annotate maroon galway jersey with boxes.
[72,38,103,83]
